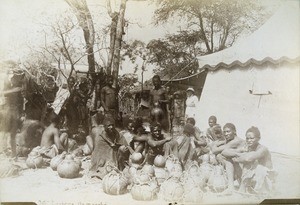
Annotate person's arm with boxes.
[222,148,242,158]
[147,136,172,148]
[211,140,227,154]
[54,130,64,152]
[233,146,268,163]
[134,142,145,153]
[190,95,198,107]
[2,87,22,96]
[222,141,248,157]
[194,138,207,147]
[132,133,148,142]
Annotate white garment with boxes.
[185,95,198,118]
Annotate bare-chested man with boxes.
[231,126,275,194]
[146,123,174,165]
[211,123,244,194]
[101,75,118,120]
[149,75,169,131]
[40,115,67,158]
[1,71,24,157]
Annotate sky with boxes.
[0,0,180,80]
[0,0,284,81]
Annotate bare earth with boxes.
[0,152,299,205]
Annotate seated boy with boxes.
[39,115,67,159]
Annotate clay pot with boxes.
[102,170,128,195]
[50,152,67,171]
[160,177,184,202]
[131,178,159,201]
[154,166,168,185]
[154,155,166,168]
[57,154,81,179]
[26,151,43,169]
[207,165,228,192]
[130,152,143,164]
[141,164,155,177]
[199,161,213,182]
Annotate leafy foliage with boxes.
[153,0,268,53]
[118,73,139,98]
[146,31,200,79]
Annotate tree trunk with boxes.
[198,13,212,54]
[112,0,127,87]
[65,0,96,74]
[107,13,119,76]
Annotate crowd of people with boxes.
[0,71,276,196]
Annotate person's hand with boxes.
[110,143,117,148]
[209,154,218,165]
[232,157,239,162]
[165,136,172,142]
[216,140,226,146]
[119,145,128,153]
[20,116,26,122]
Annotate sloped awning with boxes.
[161,69,208,98]
[196,2,300,71]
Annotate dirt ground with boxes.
[0,152,299,205]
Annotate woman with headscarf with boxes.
[90,116,129,176]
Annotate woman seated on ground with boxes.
[207,124,225,165]
[90,116,129,175]
[186,117,209,161]
[175,123,198,168]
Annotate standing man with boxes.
[100,75,118,121]
[149,75,169,132]
[1,71,24,157]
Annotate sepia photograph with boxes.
[0,0,299,204]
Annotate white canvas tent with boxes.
[194,1,300,156]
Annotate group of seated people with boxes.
[38,112,276,195]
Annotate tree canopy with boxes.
[144,0,269,78]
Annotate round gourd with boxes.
[183,186,203,204]
[199,162,213,182]
[165,155,181,174]
[138,174,151,184]
[26,151,43,169]
[130,152,143,164]
[160,177,184,202]
[202,154,210,163]
[141,164,155,177]
[154,155,166,168]
[50,152,66,171]
[57,154,81,179]
[207,165,228,192]
[102,170,128,195]
[154,167,168,185]
[131,182,158,201]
